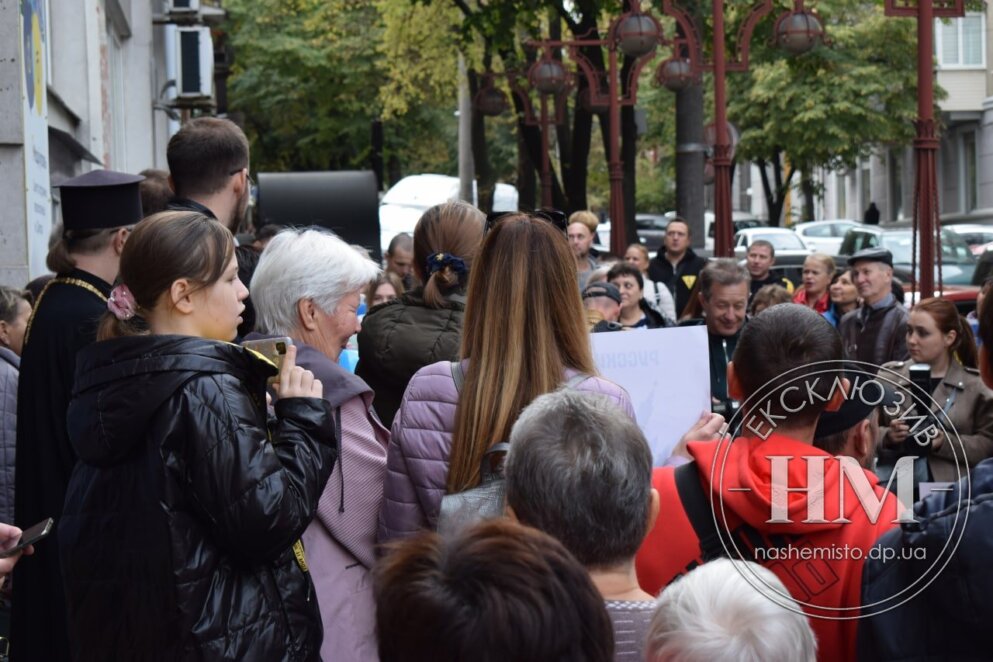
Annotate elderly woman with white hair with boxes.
[647,558,817,662]
[246,227,384,662]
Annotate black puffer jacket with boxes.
[356,288,465,427]
[59,335,337,662]
[858,458,993,661]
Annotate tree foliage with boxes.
[727,1,923,223]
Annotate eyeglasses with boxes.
[484,208,568,234]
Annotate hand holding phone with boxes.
[0,518,50,577]
[272,344,323,400]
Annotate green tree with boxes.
[728,2,922,225]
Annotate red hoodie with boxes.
[636,434,902,662]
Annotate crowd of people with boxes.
[2,115,993,661]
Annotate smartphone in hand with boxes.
[0,518,54,558]
[242,337,294,376]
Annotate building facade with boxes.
[816,11,991,225]
[0,0,176,288]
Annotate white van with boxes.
[379,174,518,254]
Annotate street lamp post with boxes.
[529,7,665,257]
[474,69,570,209]
[883,0,963,298]
[656,0,824,257]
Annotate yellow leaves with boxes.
[377,0,471,119]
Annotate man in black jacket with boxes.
[166,117,258,337]
[648,218,707,319]
[839,247,909,369]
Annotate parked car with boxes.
[792,220,861,255]
[732,227,813,267]
[635,213,668,251]
[378,174,517,254]
[838,225,977,285]
[944,224,993,256]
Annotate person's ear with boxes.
[167,174,176,194]
[0,320,9,346]
[232,169,247,196]
[825,377,850,412]
[727,362,745,401]
[646,487,660,533]
[297,298,319,332]
[853,419,872,464]
[170,278,195,314]
[504,504,518,522]
[113,227,130,255]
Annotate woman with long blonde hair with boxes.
[377,214,635,539]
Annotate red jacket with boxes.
[636,434,901,662]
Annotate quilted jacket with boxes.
[0,347,17,526]
[356,288,465,428]
[377,360,636,542]
[60,335,337,661]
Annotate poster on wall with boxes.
[21,0,52,279]
[591,326,711,466]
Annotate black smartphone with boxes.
[0,518,54,558]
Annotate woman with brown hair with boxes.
[377,214,634,541]
[58,212,336,660]
[879,297,993,484]
[357,201,484,427]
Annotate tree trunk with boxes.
[468,69,496,213]
[517,127,537,210]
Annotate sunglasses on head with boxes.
[484,208,568,234]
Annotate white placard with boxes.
[21,0,52,279]
[591,326,711,466]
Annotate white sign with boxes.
[591,326,711,465]
[21,0,52,279]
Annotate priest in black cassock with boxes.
[11,170,143,661]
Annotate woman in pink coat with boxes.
[249,228,385,662]
[378,213,635,542]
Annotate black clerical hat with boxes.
[56,169,145,231]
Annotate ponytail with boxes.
[96,312,147,341]
[422,264,462,308]
[954,314,978,369]
[46,237,76,274]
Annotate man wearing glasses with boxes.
[166,117,252,236]
[166,117,257,337]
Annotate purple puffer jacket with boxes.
[377,360,636,543]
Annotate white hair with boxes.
[251,227,380,335]
[647,559,817,662]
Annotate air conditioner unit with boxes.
[175,27,213,99]
[168,0,199,12]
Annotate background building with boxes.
[0,0,209,288]
[817,11,991,225]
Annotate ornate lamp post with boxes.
[473,69,571,209]
[529,6,665,256]
[656,0,825,257]
[884,0,963,298]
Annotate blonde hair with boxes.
[568,210,599,234]
[448,215,597,492]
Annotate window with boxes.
[963,131,977,212]
[935,14,985,68]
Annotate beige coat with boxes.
[879,359,993,482]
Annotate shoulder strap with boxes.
[450,361,465,394]
[674,461,730,562]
